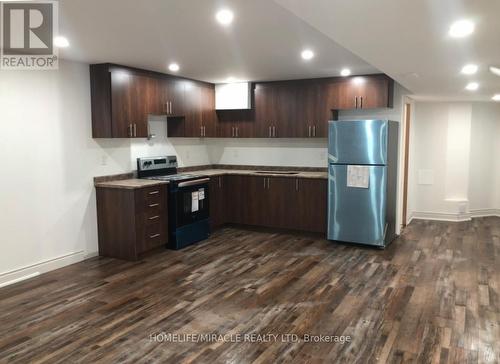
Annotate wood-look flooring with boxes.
[0,217,499,363]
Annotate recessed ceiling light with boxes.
[216,9,234,26]
[490,66,500,77]
[340,68,351,77]
[461,64,478,75]
[465,82,479,91]
[449,20,475,38]
[492,94,500,101]
[301,49,314,61]
[54,36,69,48]
[168,63,180,72]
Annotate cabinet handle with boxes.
[267,178,270,189]
[308,125,311,137]
[263,178,266,189]
[149,203,160,207]
[148,190,159,195]
[236,127,239,137]
[203,126,206,137]
[201,126,203,137]
[134,123,137,137]
[148,215,160,220]
[149,233,161,239]
[295,179,299,191]
[355,96,358,109]
[273,126,276,137]
[313,125,316,137]
[128,124,132,137]
[360,97,363,109]
[169,101,172,114]
[218,176,222,188]
[268,126,271,138]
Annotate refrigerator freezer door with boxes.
[328,120,388,165]
[328,164,387,246]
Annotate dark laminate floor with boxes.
[0,217,499,364]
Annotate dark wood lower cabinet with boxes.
[213,175,327,234]
[96,185,168,260]
[209,176,226,229]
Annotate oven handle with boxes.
[177,178,210,188]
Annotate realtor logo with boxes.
[1,1,59,70]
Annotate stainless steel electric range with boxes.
[137,156,210,250]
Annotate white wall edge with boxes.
[411,209,500,222]
[0,250,86,288]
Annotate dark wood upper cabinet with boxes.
[336,75,393,110]
[91,63,393,139]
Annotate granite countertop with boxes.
[94,179,169,189]
[94,167,327,189]
[190,169,328,180]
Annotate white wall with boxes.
[0,60,208,286]
[408,101,500,221]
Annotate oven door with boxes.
[175,178,210,227]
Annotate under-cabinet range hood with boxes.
[215,82,251,110]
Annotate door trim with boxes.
[402,102,411,227]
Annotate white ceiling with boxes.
[58,0,378,83]
[274,0,500,101]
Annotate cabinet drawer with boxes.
[140,221,167,251]
[136,185,167,212]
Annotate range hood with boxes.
[215,82,251,110]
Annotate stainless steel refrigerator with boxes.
[327,120,399,248]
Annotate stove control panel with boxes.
[137,155,177,171]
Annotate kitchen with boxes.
[1,1,499,363]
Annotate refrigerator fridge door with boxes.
[328,120,388,165]
[328,164,387,246]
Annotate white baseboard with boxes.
[0,250,87,288]
[411,209,500,223]
[469,208,500,218]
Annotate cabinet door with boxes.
[111,72,149,138]
[296,178,327,233]
[254,83,277,137]
[209,176,226,229]
[336,80,358,110]
[161,78,185,116]
[201,84,217,137]
[266,177,295,229]
[357,76,391,109]
[184,81,203,137]
[314,81,337,137]
[273,83,297,138]
[241,176,268,226]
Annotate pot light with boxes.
[492,94,500,101]
[449,20,474,38]
[301,49,314,61]
[461,64,478,75]
[216,9,234,26]
[340,68,351,77]
[168,63,180,72]
[490,66,500,77]
[465,82,479,91]
[54,36,69,48]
